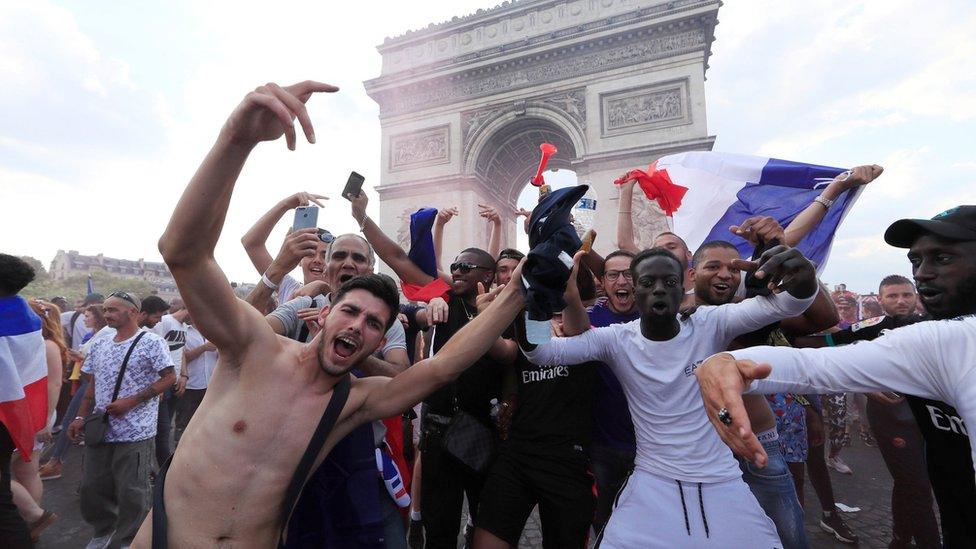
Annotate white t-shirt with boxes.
[184,325,217,390]
[733,314,976,473]
[524,291,814,483]
[81,330,174,442]
[79,327,115,358]
[277,274,302,305]
[152,314,186,376]
[60,310,90,351]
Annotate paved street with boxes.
[33,431,932,547]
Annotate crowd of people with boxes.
[0,80,973,549]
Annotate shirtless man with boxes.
[132,81,526,548]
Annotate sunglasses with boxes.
[450,262,489,274]
[108,291,139,308]
[497,251,524,262]
[318,229,335,243]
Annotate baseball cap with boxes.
[884,205,976,248]
[83,293,105,305]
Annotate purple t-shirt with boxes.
[587,300,639,450]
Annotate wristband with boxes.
[813,195,834,209]
[824,333,836,347]
[261,272,279,290]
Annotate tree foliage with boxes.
[21,267,156,303]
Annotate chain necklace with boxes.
[459,299,475,321]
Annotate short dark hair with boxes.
[460,247,496,270]
[654,231,689,249]
[497,248,525,262]
[140,295,170,314]
[0,254,36,296]
[879,274,914,294]
[331,273,401,330]
[692,240,740,267]
[631,247,684,282]
[603,249,636,271]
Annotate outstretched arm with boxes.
[349,191,446,286]
[783,164,883,247]
[432,207,458,275]
[615,176,639,253]
[158,81,337,360]
[241,192,327,275]
[479,204,503,260]
[353,281,526,422]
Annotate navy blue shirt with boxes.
[587,300,639,450]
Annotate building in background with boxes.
[49,250,179,300]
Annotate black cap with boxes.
[883,205,976,248]
[83,293,104,305]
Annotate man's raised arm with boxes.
[158,81,337,358]
[352,275,526,422]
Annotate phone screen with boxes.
[343,171,365,201]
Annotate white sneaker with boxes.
[826,455,853,474]
[86,532,114,549]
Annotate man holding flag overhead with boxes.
[0,254,48,547]
[615,152,883,269]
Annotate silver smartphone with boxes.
[293,206,319,231]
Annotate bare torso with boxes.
[131,335,366,548]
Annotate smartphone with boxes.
[343,171,365,201]
[293,206,319,231]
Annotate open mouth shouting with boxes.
[332,333,361,359]
[649,300,670,314]
[710,281,733,299]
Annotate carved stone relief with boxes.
[601,80,691,137]
[461,88,586,156]
[389,125,451,171]
[377,27,706,115]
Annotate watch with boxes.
[814,195,834,209]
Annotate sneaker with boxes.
[826,455,853,474]
[38,461,63,481]
[407,519,424,549]
[859,429,876,448]
[86,532,114,549]
[820,511,859,544]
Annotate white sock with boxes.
[410,509,421,521]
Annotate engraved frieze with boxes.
[389,125,451,171]
[601,80,692,136]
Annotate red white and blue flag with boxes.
[0,296,49,458]
[620,152,859,271]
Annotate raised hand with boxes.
[478,204,501,224]
[221,80,339,151]
[350,189,369,225]
[476,282,506,314]
[436,207,460,226]
[830,164,884,192]
[731,245,816,298]
[729,216,785,246]
[274,228,322,272]
[694,353,773,466]
[281,192,329,210]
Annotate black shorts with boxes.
[476,446,595,548]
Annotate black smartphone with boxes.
[342,171,365,200]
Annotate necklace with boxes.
[459,299,475,321]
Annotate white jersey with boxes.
[733,314,976,474]
[524,291,814,483]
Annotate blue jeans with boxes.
[739,439,810,549]
[50,378,90,462]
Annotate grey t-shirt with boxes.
[269,293,406,356]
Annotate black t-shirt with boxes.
[424,297,503,426]
[504,328,595,455]
[831,314,975,545]
[400,303,424,364]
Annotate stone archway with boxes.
[365,0,720,263]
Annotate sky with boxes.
[2,0,974,293]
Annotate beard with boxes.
[929,271,976,319]
[315,335,357,377]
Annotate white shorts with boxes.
[596,469,782,548]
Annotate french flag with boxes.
[401,208,451,302]
[628,152,858,271]
[0,296,49,459]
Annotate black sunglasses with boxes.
[108,291,139,308]
[450,262,489,274]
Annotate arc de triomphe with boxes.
[364,0,719,261]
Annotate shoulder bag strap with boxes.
[105,332,147,421]
[296,297,319,343]
[278,374,351,547]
